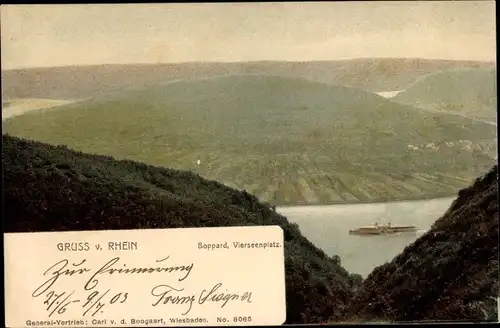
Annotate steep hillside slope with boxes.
[2,58,494,99]
[3,75,496,205]
[345,165,499,322]
[393,68,497,123]
[2,134,361,324]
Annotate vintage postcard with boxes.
[2,1,498,326]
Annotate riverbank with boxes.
[275,194,458,209]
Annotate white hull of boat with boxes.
[349,225,418,236]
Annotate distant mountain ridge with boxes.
[3,74,496,205]
[2,58,494,99]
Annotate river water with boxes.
[277,197,456,277]
[375,90,403,98]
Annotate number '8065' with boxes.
[233,316,252,323]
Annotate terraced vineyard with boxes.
[3,75,496,205]
[170,152,492,205]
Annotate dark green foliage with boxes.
[344,165,499,322]
[2,134,361,324]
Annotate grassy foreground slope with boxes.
[393,68,497,123]
[344,165,499,322]
[2,134,362,324]
[2,58,494,99]
[3,75,497,205]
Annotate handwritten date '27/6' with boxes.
[42,289,128,317]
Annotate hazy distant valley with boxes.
[2,58,497,205]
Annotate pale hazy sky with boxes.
[1,1,496,69]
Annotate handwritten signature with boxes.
[151,282,252,315]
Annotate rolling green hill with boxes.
[2,134,362,324]
[392,68,497,123]
[2,58,494,100]
[345,165,498,322]
[3,75,496,205]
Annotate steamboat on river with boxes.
[349,222,418,236]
